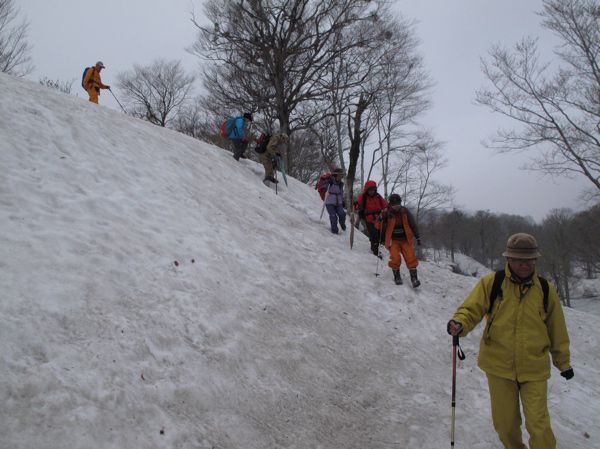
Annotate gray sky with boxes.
[18,0,590,221]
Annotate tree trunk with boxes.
[345,95,368,209]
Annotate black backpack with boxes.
[488,269,550,315]
[254,132,271,154]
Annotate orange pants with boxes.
[387,239,418,270]
[87,86,99,104]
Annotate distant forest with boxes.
[419,205,600,307]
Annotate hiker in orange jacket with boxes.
[84,61,110,104]
[378,193,421,287]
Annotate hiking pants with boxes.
[486,373,556,449]
[387,238,418,270]
[232,140,248,160]
[365,221,382,253]
[326,204,346,234]
[87,86,99,104]
[259,151,276,178]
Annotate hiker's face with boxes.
[367,188,376,196]
[507,257,536,280]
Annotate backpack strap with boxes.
[538,276,549,313]
[488,269,505,315]
[488,269,550,315]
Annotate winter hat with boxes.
[96,61,105,69]
[502,233,541,259]
[388,193,402,206]
[364,180,377,191]
[243,112,253,121]
[332,167,343,175]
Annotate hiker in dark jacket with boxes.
[324,168,346,234]
[354,180,388,256]
[378,193,421,287]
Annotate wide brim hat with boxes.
[502,233,541,259]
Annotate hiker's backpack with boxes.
[220,117,243,140]
[81,67,93,91]
[316,173,331,191]
[254,132,271,153]
[488,269,550,317]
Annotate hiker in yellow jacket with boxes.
[447,233,572,449]
[84,61,110,104]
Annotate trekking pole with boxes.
[108,88,126,113]
[451,335,466,447]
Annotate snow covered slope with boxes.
[1,73,598,449]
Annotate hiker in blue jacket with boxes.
[324,168,346,234]
[229,112,253,161]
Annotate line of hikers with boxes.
[218,114,422,288]
[317,172,421,288]
[80,72,573,448]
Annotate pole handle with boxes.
[453,335,466,360]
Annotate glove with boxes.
[271,158,278,169]
[416,238,421,246]
[447,320,463,336]
[358,210,365,219]
[105,85,111,89]
[560,368,574,380]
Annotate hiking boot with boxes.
[372,247,383,259]
[239,153,247,159]
[233,154,240,161]
[340,222,346,231]
[393,269,403,285]
[410,268,421,288]
[264,176,278,183]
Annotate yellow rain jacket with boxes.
[452,265,570,382]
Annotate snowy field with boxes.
[1,73,599,449]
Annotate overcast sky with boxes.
[18,0,591,221]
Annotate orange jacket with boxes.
[380,207,419,249]
[84,66,108,90]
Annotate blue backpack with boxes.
[221,117,244,140]
[81,67,94,90]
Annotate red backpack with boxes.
[316,172,331,200]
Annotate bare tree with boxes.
[339,14,430,207]
[0,0,33,76]
[39,77,74,94]
[538,208,575,306]
[189,0,385,141]
[570,204,600,277]
[476,0,600,197]
[116,59,195,127]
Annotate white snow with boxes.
[1,73,599,449]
